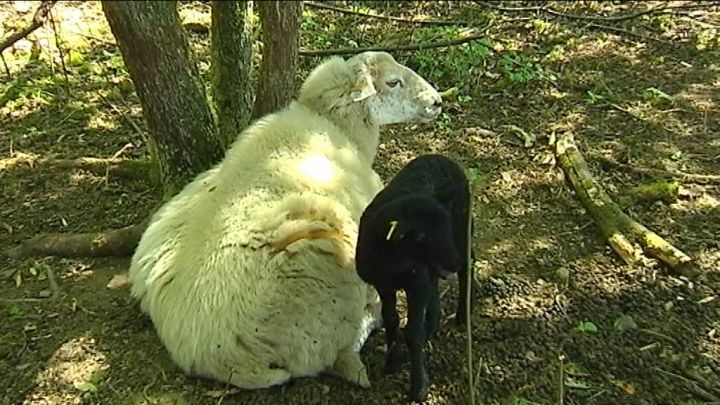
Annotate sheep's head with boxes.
[347,52,442,125]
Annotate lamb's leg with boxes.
[328,346,371,388]
[425,276,441,341]
[378,288,404,374]
[405,269,431,402]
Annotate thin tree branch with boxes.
[0,52,10,78]
[0,1,57,53]
[300,31,494,57]
[475,1,720,23]
[304,1,471,26]
[48,8,69,86]
[593,154,720,185]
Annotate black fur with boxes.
[355,154,475,402]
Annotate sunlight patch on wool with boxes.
[298,154,334,183]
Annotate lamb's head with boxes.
[380,195,462,278]
[347,51,442,125]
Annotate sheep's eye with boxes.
[386,79,402,88]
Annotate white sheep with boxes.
[128,51,442,390]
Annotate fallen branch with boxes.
[0,153,154,180]
[555,133,699,277]
[593,154,720,185]
[0,1,57,53]
[300,31,493,56]
[6,220,148,258]
[304,1,471,26]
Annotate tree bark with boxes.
[555,133,700,278]
[102,1,224,199]
[210,1,254,148]
[252,1,303,119]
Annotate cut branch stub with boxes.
[555,132,700,278]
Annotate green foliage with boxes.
[497,52,555,88]
[577,320,598,333]
[434,111,453,133]
[412,26,493,88]
[584,90,605,105]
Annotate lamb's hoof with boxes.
[383,344,407,375]
[408,371,429,403]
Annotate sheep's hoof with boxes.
[330,348,371,388]
[408,370,429,403]
[383,344,407,375]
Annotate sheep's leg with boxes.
[378,288,405,374]
[405,269,431,402]
[328,346,371,388]
[425,275,441,341]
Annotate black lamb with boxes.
[355,153,475,402]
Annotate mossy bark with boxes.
[210,1,254,148]
[556,133,698,277]
[102,1,224,199]
[252,1,303,119]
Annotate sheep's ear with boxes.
[351,65,377,102]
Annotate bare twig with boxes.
[655,367,720,402]
[48,8,69,86]
[594,154,720,185]
[558,354,565,405]
[0,52,10,78]
[0,1,57,53]
[476,1,719,23]
[637,328,680,346]
[466,179,475,405]
[304,1,471,26]
[300,31,494,56]
[98,94,146,140]
[46,268,60,302]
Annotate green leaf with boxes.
[577,321,598,333]
[73,380,97,392]
[613,315,638,332]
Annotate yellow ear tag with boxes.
[386,220,398,241]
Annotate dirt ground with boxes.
[1,1,719,404]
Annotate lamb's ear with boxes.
[350,64,377,102]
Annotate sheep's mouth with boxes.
[419,110,441,122]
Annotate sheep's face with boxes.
[348,52,442,126]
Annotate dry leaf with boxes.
[611,379,637,394]
[696,296,715,304]
[14,271,22,288]
[106,273,130,290]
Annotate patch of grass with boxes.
[411,26,493,89]
[497,51,556,89]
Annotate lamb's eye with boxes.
[386,79,402,88]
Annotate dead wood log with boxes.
[0,1,57,53]
[6,221,148,258]
[0,154,154,181]
[555,133,699,277]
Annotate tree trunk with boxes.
[102,1,224,199]
[210,1,254,148]
[252,1,303,119]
